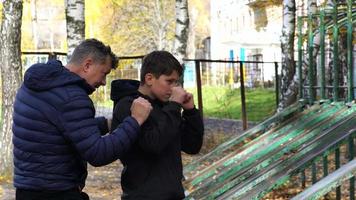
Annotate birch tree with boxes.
[278,0,297,111]
[108,0,175,55]
[0,0,23,178]
[173,0,189,63]
[302,0,319,99]
[65,0,85,57]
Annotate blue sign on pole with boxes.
[229,49,234,67]
[183,61,196,88]
[240,48,245,61]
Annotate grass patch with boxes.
[188,86,276,122]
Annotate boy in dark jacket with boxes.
[111,51,204,200]
[12,39,152,200]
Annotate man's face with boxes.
[84,56,112,89]
[150,70,179,102]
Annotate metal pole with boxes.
[307,13,315,104]
[301,170,306,188]
[335,147,341,200]
[319,10,326,100]
[312,162,317,184]
[195,60,203,117]
[48,52,57,60]
[297,17,304,100]
[274,62,279,107]
[332,3,339,102]
[239,61,247,130]
[323,156,328,177]
[349,135,355,200]
[347,0,354,102]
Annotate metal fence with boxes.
[18,53,280,128]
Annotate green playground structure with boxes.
[183,1,356,199]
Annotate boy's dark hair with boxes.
[140,51,183,84]
[69,38,119,69]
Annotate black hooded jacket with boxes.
[110,79,204,200]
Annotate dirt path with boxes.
[0,112,245,199]
[0,161,124,200]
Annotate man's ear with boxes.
[145,73,154,86]
[82,57,93,72]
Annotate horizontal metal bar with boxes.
[22,51,67,56]
[302,85,355,89]
[182,59,279,64]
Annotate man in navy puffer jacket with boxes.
[12,38,152,200]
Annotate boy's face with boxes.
[149,70,179,102]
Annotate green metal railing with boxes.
[297,1,355,104]
[292,159,356,200]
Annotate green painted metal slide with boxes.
[183,102,356,199]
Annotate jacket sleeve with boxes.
[181,108,204,154]
[111,98,132,133]
[139,102,182,155]
[60,94,140,167]
[113,98,183,155]
[95,117,109,135]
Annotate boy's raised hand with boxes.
[182,92,195,110]
[170,86,187,104]
[131,97,152,125]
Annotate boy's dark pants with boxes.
[16,188,90,200]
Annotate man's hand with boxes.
[182,92,195,110]
[130,97,152,125]
[169,86,187,105]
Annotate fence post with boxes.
[274,62,279,107]
[347,0,354,102]
[348,135,355,200]
[332,4,339,102]
[239,61,247,130]
[307,13,315,104]
[320,10,326,100]
[297,17,304,100]
[48,52,57,60]
[195,60,203,117]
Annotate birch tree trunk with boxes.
[65,0,85,58]
[0,0,23,178]
[30,0,38,49]
[152,0,169,50]
[173,0,189,63]
[302,0,319,99]
[278,0,297,111]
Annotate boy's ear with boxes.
[145,73,154,86]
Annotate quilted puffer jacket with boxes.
[12,60,140,190]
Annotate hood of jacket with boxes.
[110,79,140,103]
[24,60,95,94]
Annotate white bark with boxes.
[301,0,319,98]
[187,7,197,59]
[173,0,189,63]
[111,0,175,55]
[0,0,23,178]
[30,0,38,49]
[307,0,317,15]
[278,0,297,111]
[152,0,169,50]
[65,0,85,58]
